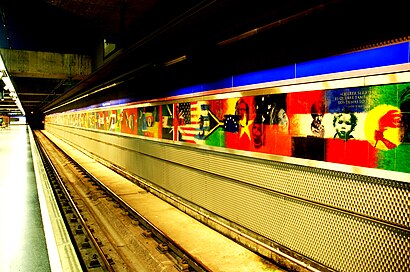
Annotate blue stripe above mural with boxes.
[171,41,410,96]
[296,42,409,77]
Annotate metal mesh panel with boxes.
[161,143,410,228]
[164,162,209,204]
[45,124,410,272]
[202,178,409,271]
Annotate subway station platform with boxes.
[0,125,51,272]
[0,125,81,272]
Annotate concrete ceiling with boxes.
[1,0,410,120]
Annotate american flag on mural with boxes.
[178,102,192,125]
[178,101,214,144]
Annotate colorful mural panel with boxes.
[161,104,175,140]
[138,106,160,138]
[120,107,138,135]
[176,101,224,145]
[45,82,410,175]
[287,90,326,161]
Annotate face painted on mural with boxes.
[335,114,352,137]
[237,102,248,118]
[252,122,264,148]
[277,108,289,128]
[333,112,357,140]
[310,100,325,137]
[311,113,324,137]
[235,98,250,127]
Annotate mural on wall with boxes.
[176,101,224,144]
[138,106,160,138]
[324,87,376,168]
[121,107,138,135]
[161,104,174,140]
[46,82,410,174]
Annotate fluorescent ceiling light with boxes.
[0,54,25,115]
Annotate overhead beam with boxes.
[0,49,92,80]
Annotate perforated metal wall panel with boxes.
[45,124,410,272]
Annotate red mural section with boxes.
[121,108,138,135]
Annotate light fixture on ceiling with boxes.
[0,54,25,115]
[164,55,187,67]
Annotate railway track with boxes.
[33,130,206,272]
